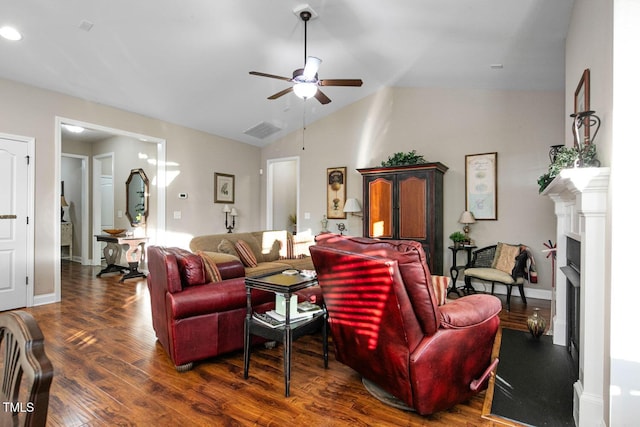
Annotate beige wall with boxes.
[262,86,562,293]
[0,77,261,297]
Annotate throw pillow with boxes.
[197,251,222,283]
[235,240,258,268]
[280,234,295,260]
[218,239,238,257]
[431,275,450,306]
[492,242,521,275]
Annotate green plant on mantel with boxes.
[380,150,427,167]
[537,144,599,193]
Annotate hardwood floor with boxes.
[17,261,550,426]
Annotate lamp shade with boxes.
[458,210,476,224]
[223,204,231,213]
[343,198,362,213]
[293,82,318,99]
[230,208,238,216]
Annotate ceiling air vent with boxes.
[243,121,282,139]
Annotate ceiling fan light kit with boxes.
[249,7,363,105]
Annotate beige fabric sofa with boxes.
[189,230,314,277]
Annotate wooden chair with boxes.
[0,311,53,427]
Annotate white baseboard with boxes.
[32,292,59,306]
[464,280,552,300]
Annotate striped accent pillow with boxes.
[431,275,450,306]
[279,234,295,260]
[235,240,258,267]
[197,251,222,283]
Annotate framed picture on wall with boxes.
[327,167,347,219]
[465,152,497,220]
[214,172,235,203]
[574,68,591,146]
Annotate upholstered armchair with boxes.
[463,243,529,311]
[310,234,501,415]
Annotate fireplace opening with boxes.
[561,237,581,376]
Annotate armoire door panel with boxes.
[398,176,426,239]
[368,178,393,238]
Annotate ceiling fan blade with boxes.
[319,79,363,87]
[314,89,331,105]
[303,56,322,80]
[267,87,294,100]
[249,71,292,82]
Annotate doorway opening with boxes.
[55,117,166,302]
[266,157,299,234]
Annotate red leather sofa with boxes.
[310,234,502,415]
[146,246,320,371]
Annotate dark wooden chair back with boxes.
[0,311,53,427]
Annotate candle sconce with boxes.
[570,110,601,167]
[223,205,237,233]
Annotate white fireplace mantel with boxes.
[542,166,609,427]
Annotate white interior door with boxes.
[100,175,114,229]
[0,137,29,310]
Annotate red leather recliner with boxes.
[146,246,273,370]
[310,234,501,415]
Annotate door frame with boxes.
[55,117,166,302]
[0,132,35,307]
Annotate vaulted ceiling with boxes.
[0,0,574,146]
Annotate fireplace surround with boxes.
[543,166,609,426]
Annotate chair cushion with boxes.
[491,242,520,274]
[464,267,524,284]
[235,240,259,267]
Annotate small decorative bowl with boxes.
[102,229,126,236]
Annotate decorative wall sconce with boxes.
[343,198,362,218]
[223,204,238,233]
[458,210,476,241]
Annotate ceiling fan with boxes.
[249,10,363,105]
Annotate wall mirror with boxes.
[126,168,149,227]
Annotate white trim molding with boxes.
[543,166,609,427]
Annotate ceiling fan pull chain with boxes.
[302,100,307,150]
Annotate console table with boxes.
[95,234,149,282]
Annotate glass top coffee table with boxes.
[243,270,328,397]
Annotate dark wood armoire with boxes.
[357,163,448,275]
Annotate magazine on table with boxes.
[296,301,323,314]
[252,312,311,329]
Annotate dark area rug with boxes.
[486,328,576,426]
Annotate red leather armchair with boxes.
[310,234,501,415]
[147,246,322,371]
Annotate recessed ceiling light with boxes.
[0,26,23,41]
[490,64,504,69]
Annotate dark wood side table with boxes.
[448,245,476,296]
[244,272,328,397]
